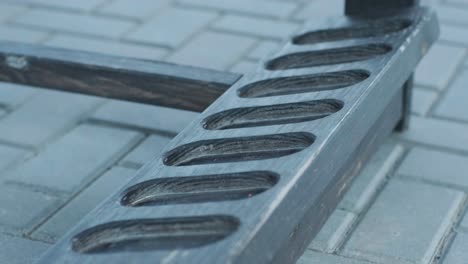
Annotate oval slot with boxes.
[238,70,369,98]
[163,132,315,166]
[293,19,411,45]
[121,171,278,207]
[265,44,392,70]
[203,100,343,130]
[72,215,239,253]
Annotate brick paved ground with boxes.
[0,0,467,263]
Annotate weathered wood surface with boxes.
[0,42,240,112]
[37,7,438,264]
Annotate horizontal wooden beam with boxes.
[37,7,438,264]
[0,42,241,112]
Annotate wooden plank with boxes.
[0,42,241,112]
[37,7,438,264]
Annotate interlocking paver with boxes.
[308,209,356,253]
[442,233,468,264]
[120,134,172,168]
[45,35,168,60]
[338,142,404,213]
[0,144,30,173]
[0,233,49,264]
[32,166,137,242]
[126,7,217,48]
[247,40,281,61]
[343,179,465,264]
[213,15,299,40]
[98,0,170,20]
[400,116,468,153]
[298,251,373,264]
[0,82,36,108]
[230,60,258,74]
[434,4,468,25]
[441,24,468,45]
[167,31,256,70]
[23,0,106,12]
[90,100,198,135]
[5,124,142,193]
[461,212,468,230]
[294,0,343,21]
[14,9,136,38]
[178,0,298,19]
[0,184,60,234]
[435,69,468,122]
[0,3,26,22]
[447,0,468,5]
[0,25,49,43]
[398,147,468,189]
[0,90,101,148]
[411,88,437,116]
[415,43,465,90]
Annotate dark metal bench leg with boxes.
[345,0,420,17]
[395,74,414,132]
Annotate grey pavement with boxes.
[0,0,467,264]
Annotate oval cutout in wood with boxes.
[293,19,411,45]
[202,100,343,130]
[265,44,392,70]
[121,171,278,207]
[71,215,239,253]
[163,132,315,166]
[238,70,369,98]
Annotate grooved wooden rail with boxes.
[29,6,438,264]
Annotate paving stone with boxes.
[23,0,106,12]
[443,232,468,264]
[0,184,60,234]
[400,116,468,153]
[45,35,168,60]
[411,88,437,116]
[0,144,30,173]
[178,0,297,19]
[398,147,468,189]
[294,0,343,21]
[126,7,217,48]
[434,4,468,25]
[447,0,468,5]
[98,0,170,20]
[0,3,27,22]
[120,134,172,168]
[247,40,281,61]
[167,31,256,70]
[415,43,465,90]
[308,209,356,253]
[32,167,137,242]
[213,15,299,40]
[343,179,464,264]
[460,212,468,230]
[441,24,468,45]
[230,60,259,74]
[14,9,136,38]
[6,124,142,193]
[0,82,36,108]
[435,69,468,122]
[0,90,101,148]
[338,142,404,213]
[91,99,198,135]
[298,251,373,264]
[0,233,50,264]
[0,25,49,43]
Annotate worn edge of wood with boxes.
[0,41,241,112]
